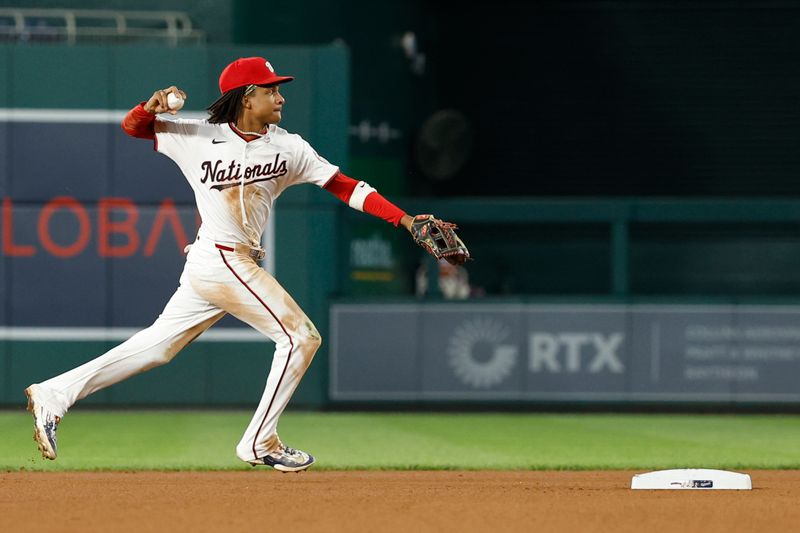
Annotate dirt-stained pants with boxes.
[36,235,320,463]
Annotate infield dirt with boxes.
[1,470,796,532]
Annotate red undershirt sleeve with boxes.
[323,171,407,227]
[362,191,407,227]
[322,170,358,199]
[120,102,156,140]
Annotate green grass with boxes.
[2,411,800,471]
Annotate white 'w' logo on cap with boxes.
[265,61,274,72]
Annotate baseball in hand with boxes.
[167,92,184,111]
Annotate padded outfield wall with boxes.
[0,43,349,407]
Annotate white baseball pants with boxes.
[35,235,321,463]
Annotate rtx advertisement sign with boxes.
[331,304,800,403]
[447,317,519,388]
[446,318,625,389]
[528,332,625,374]
[331,304,630,399]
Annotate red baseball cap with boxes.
[218,56,294,94]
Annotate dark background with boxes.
[240,0,800,197]
[10,0,800,197]
[429,2,800,197]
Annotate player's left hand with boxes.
[408,214,472,265]
[144,86,187,115]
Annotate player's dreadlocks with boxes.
[207,86,247,124]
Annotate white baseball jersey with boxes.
[154,118,339,246]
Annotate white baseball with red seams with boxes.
[167,92,184,111]
[26,56,413,468]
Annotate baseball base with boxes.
[631,469,752,490]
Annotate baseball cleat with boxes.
[249,444,315,472]
[24,385,61,460]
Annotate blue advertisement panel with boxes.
[0,121,204,328]
[733,309,800,398]
[331,307,421,398]
[108,205,197,327]
[0,253,5,324]
[524,306,629,398]
[8,205,108,326]
[629,307,737,400]
[0,122,8,197]
[330,303,800,403]
[9,123,112,202]
[421,307,526,398]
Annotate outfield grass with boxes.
[1,411,799,471]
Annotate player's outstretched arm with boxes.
[322,171,470,264]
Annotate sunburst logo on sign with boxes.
[447,317,518,388]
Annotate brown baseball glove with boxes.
[410,214,471,266]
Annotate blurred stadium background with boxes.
[3,0,800,412]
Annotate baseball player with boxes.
[23,56,425,472]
